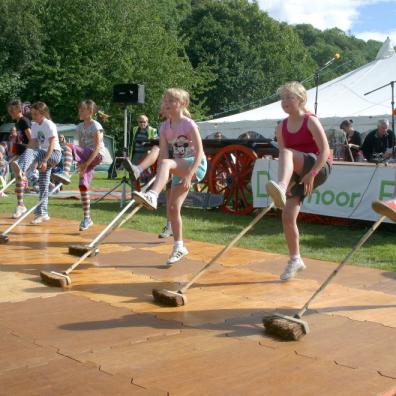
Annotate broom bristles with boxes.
[0,235,9,244]
[40,271,71,288]
[263,314,309,341]
[68,244,98,257]
[152,288,187,307]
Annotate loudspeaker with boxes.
[113,84,145,104]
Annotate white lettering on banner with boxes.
[252,158,395,223]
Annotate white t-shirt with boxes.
[31,119,61,151]
[77,120,105,156]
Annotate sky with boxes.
[257,0,396,44]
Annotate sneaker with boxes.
[158,224,173,238]
[123,158,141,180]
[31,214,50,224]
[10,161,23,180]
[12,205,27,219]
[79,217,93,231]
[266,180,286,209]
[280,258,306,281]
[372,199,396,222]
[132,191,157,210]
[167,246,189,265]
[52,172,71,185]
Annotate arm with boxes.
[157,131,169,162]
[300,116,330,195]
[182,125,204,189]
[79,130,102,173]
[39,137,56,171]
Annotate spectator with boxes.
[361,119,395,163]
[339,119,363,162]
[7,100,32,156]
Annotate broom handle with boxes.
[87,177,155,248]
[296,216,385,319]
[1,182,63,237]
[180,203,274,293]
[0,178,15,195]
[344,133,354,162]
[65,177,156,275]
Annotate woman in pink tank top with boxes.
[266,81,332,281]
[133,88,207,265]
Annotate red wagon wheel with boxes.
[208,144,257,215]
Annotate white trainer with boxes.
[52,172,71,185]
[167,246,189,265]
[12,205,27,219]
[158,224,173,238]
[280,258,306,281]
[31,214,50,224]
[266,180,286,209]
[132,191,157,210]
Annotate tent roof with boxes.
[210,38,396,123]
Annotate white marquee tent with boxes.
[198,38,396,140]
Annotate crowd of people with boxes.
[1,83,395,275]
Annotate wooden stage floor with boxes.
[0,214,395,395]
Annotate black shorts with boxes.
[15,143,27,156]
[288,153,332,202]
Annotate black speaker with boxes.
[113,84,145,104]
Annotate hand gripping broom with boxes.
[263,216,386,341]
[152,203,274,306]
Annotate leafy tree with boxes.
[181,0,314,117]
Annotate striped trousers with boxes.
[17,148,62,215]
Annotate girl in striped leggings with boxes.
[54,100,104,231]
[11,102,62,223]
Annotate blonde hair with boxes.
[31,101,51,119]
[79,99,97,116]
[163,88,191,118]
[277,81,308,111]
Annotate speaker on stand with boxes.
[94,84,145,207]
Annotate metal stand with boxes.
[364,81,395,157]
[94,106,131,207]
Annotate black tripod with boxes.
[94,106,132,207]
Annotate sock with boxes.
[278,181,287,191]
[147,190,158,198]
[137,165,144,174]
[167,221,172,230]
[290,254,301,261]
[81,190,91,219]
[15,180,25,206]
[62,145,73,175]
[174,240,183,249]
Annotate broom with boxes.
[0,182,64,244]
[152,203,275,306]
[263,215,386,341]
[40,177,155,287]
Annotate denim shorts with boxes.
[288,153,332,201]
[172,156,207,186]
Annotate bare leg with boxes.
[277,148,304,188]
[282,196,302,256]
[137,146,159,171]
[168,184,189,242]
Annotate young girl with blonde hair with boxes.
[133,88,207,264]
[266,81,332,281]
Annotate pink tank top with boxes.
[160,116,198,159]
[282,113,319,154]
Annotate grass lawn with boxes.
[1,171,395,271]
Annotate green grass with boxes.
[2,172,395,271]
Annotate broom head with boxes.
[0,234,9,244]
[68,244,99,257]
[40,271,71,287]
[263,313,309,341]
[152,288,187,306]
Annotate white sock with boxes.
[278,181,287,191]
[166,221,172,230]
[174,240,183,249]
[290,255,301,261]
[137,165,144,174]
[147,190,158,198]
